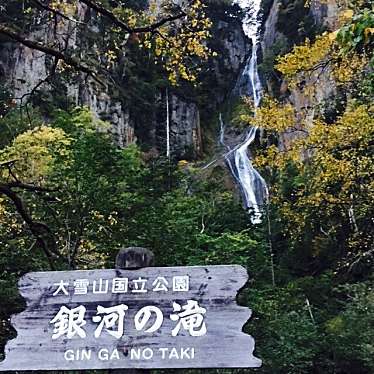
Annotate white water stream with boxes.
[223,0,268,223]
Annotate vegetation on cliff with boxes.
[239,0,374,371]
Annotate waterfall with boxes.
[219,113,229,150]
[223,0,268,223]
[166,88,170,159]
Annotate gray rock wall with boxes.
[170,94,202,159]
[259,0,340,150]
[0,4,135,148]
[261,0,281,56]
[0,2,249,159]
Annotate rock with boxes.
[261,0,281,55]
[0,1,250,159]
[259,0,340,151]
[0,5,135,150]
[309,0,339,30]
[170,94,202,159]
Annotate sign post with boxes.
[0,254,261,371]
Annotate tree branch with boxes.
[31,0,85,24]
[131,12,186,33]
[79,0,186,34]
[6,181,56,193]
[0,24,102,83]
[79,0,132,32]
[0,0,189,88]
[0,183,65,269]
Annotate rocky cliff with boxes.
[259,0,340,149]
[0,1,249,159]
[0,0,341,160]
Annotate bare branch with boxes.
[79,0,132,32]
[0,183,63,269]
[79,0,186,34]
[0,0,189,91]
[132,12,186,33]
[6,181,56,193]
[31,0,85,24]
[0,24,103,84]
[0,159,18,169]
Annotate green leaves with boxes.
[326,282,374,372]
[337,8,374,57]
[248,284,321,373]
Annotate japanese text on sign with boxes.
[50,300,207,339]
[52,275,190,295]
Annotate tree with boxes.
[0,0,217,271]
[239,1,374,276]
[0,107,138,269]
[0,0,213,94]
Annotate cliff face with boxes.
[137,4,250,159]
[260,0,339,149]
[0,2,136,147]
[0,2,249,159]
[0,0,340,159]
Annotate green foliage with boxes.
[249,286,320,373]
[120,168,262,267]
[337,7,374,59]
[0,96,373,374]
[0,108,42,149]
[326,282,374,373]
[1,2,374,372]
[259,37,288,80]
[354,71,374,104]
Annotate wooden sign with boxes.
[0,265,261,370]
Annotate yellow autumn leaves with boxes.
[50,0,76,16]
[241,96,296,132]
[251,103,373,238]
[28,0,214,86]
[238,1,373,239]
[276,34,333,81]
[0,126,71,184]
[143,0,214,85]
[276,2,373,89]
